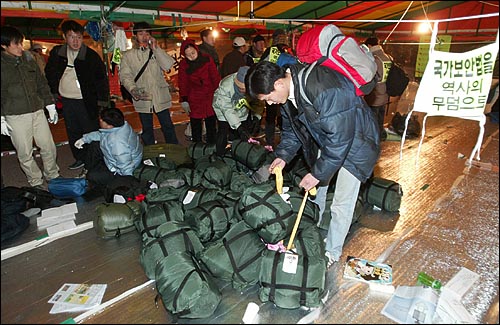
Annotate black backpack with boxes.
[386,62,409,97]
[1,187,30,245]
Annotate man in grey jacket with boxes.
[1,26,60,189]
[119,22,178,145]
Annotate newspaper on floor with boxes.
[48,283,107,314]
[381,285,439,324]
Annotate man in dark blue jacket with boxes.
[45,20,109,172]
[246,61,381,268]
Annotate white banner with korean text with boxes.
[400,22,499,165]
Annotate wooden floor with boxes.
[1,97,499,323]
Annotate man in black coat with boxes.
[45,20,109,172]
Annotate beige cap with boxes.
[233,36,246,47]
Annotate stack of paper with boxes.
[48,283,107,314]
[37,203,78,234]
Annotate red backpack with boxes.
[296,24,377,96]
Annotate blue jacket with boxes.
[276,63,380,184]
[82,122,143,176]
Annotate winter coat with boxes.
[212,73,258,129]
[81,121,142,176]
[220,49,246,78]
[119,45,175,114]
[276,63,381,185]
[178,41,220,119]
[1,51,54,116]
[45,44,109,119]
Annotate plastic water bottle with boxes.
[417,271,442,290]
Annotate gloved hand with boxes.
[236,124,250,142]
[181,102,191,114]
[74,138,85,149]
[45,104,58,124]
[1,116,13,136]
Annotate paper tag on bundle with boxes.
[282,252,298,274]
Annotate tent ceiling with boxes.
[1,1,498,43]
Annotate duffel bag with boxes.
[195,155,232,190]
[181,187,220,210]
[362,177,402,212]
[140,221,204,279]
[142,156,177,170]
[48,177,87,198]
[229,171,255,193]
[145,186,188,205]
[287,190,320,230]
[199,220,265,291]
[135,201,185,240]
[133,165,186,185]
[231,139,268,170]
[142,143,192,167]
[259,245,326,309]
[184,200,233,243]
[176,167,202,187]
[155,252,221,319]
[188,142,216,161]
[237,183,294,244]
[94,201,143,238]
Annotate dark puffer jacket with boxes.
[276,63,380,185]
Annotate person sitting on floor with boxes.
[74,107,143,188]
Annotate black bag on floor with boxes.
[391,112,421,138]
[104,175,149,203]
[1,187,30,245]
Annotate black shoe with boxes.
[68,160,85,170]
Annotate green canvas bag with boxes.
[199,220,265,290]
[231,139,268,170]
[155,252,221,319]
[94,201,143,238]
[133,165,186,185]
[258,228,327,309]
[142,143,192,167]
[140,221,204,279]
[135,201,185,241]
[187,142,216,161]
[145,186,188,205]
[184,200,233,243]
[237,183,294,244]
[362,177,402,212]
[195,155,233,190]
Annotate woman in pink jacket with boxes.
[178,39,221,143]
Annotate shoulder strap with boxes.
[297,61,317,106]
[134,49,153,82]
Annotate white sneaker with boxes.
[325,251,337,268]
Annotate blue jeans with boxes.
[312,167,361,261]
[139,109,178,145]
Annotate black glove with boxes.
[237,124,250,142]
